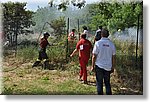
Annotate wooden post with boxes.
[136,14,140,65]
[15,22,18,57]
[78,19,80,40]
[66,18,69,63]
[15,8,19,57]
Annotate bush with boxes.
[16,45,38,61]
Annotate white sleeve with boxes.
[92,42,99,55]
[112,43,116,55]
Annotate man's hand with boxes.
[91,66,95,73]
[70,54,73,57]
[110,67,114,73]
[111,55,115,73]
[70,49,77,57]
[48,42,54,46]
[91,54,97,73]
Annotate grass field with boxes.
[2,56,97,95]
[2,36,143,95]
[2,53,143,95]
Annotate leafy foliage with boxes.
[48,0,86,10]
[49,17,66,37]
[2,2,34,45]
[86,1,143,33]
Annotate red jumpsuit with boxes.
[76,38,92,81]
[68,32,75,54]
[68,31,75,41]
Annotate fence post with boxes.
[78,19,80,40]
[66,18,69,63]
[14,8,19,57]
[136,14,140,65]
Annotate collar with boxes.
[96,29,101,32]
[101,37,109,40]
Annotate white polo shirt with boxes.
[83,30,89,39]
[92,37,116,71]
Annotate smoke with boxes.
[110,27,143,43]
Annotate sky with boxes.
[0,0,101,11]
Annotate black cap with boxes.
[43,32,50,36]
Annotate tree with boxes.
[2,2,34,46]
[86,1,143,34]
[48,0,86,10]
[49,17,66,38]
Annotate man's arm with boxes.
[91,53,97,72]
[111,55,116,73]
[70,49,78,57]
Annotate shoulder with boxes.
[94,41,100,46]
[108,39,114,44]
[84,30,88,33]
[108,40,115,47]
[40,38,44,41]
[86,39,92,44]
[77,39,83,44]
[96,29,101,32]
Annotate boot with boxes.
[43,61,49,69]
[32,61,41,68]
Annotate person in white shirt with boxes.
[82,26,89,39]
[91,28,116,95]
[94,26,102,43]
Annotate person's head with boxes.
[98,26,102,29]
[82,26,87,30]
[72,29,76,32]
[80,33,86,39]
[43,32,50,39]
[101,29,109,38]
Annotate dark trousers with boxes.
[38,48,48,60]
[95,65,112,95]
[32,48,48,68]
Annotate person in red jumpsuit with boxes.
[32,32,50,69]
[68,29,76,54]
[70,33,92,84]
[68,29,76,42]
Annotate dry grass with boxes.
[2,53,143,95]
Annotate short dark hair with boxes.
[82,26,87,30]
[101,29,109,37]
[81,33,86,39]
[98,26,102,29]
[72,29,75,32]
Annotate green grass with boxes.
[2,66,97,95]
[16,45,38,61]
[2,38,143,95]
[2,57,143,95]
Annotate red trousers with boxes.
[79,58,89,81]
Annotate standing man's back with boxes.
[94,37,115,70]
[92,28,116,95]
